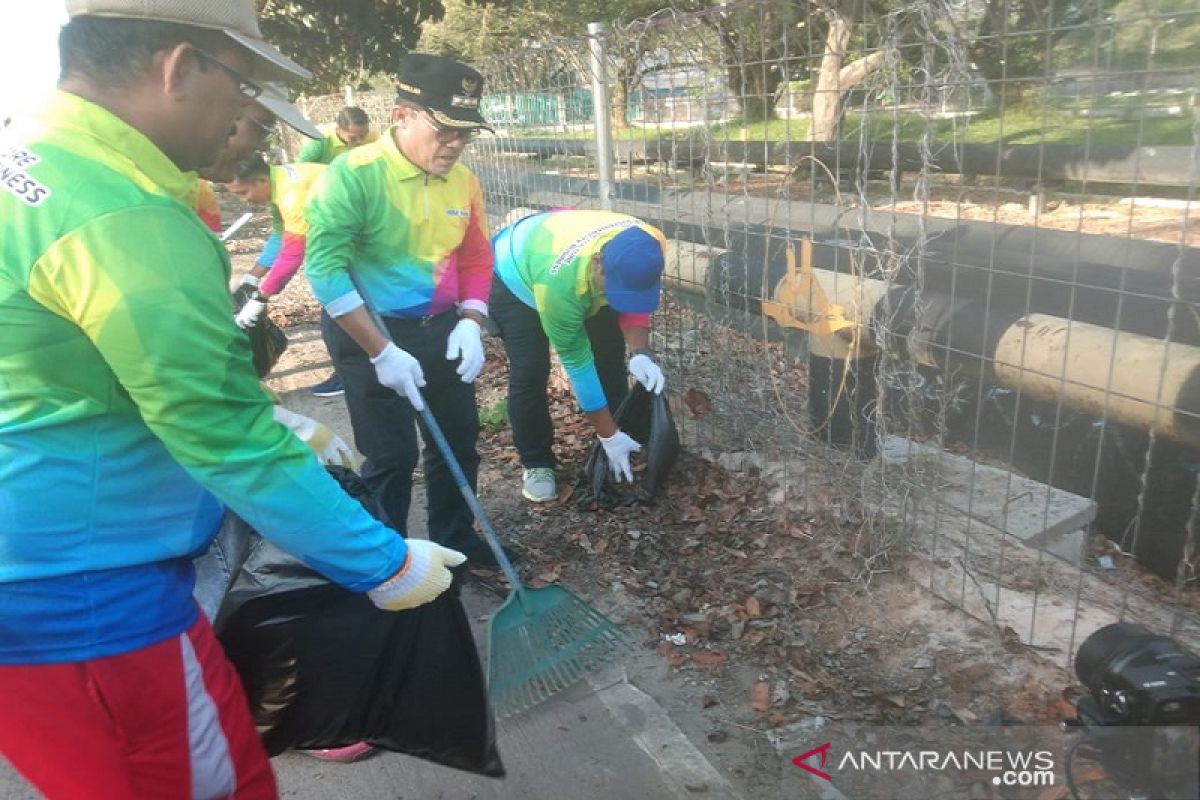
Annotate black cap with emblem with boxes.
[394,53,492,132]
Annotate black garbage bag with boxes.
[215,466,504,777]
[232,285,288,378]
[575,384,680,507]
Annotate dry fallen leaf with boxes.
[744,597,762,619]
[683,387,713,418]
[658,643,686,668]
[691,649,727,666]
[741,629,769,647]
[750,680,771,712]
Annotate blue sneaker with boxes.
[311,373,344,397]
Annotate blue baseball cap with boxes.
[601,227,664,314]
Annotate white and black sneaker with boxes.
[521,467,557,503]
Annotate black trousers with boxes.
[321,309,481,552]
[489,280,628,470]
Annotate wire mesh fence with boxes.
[299,0,1200,671]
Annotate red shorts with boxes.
[0,613,276,799]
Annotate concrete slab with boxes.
[880,435,1096,563]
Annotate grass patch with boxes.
[507,103,1195,147]
[480,398,509,434]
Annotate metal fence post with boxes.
[588,21,614,211]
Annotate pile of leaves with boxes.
[471,335,1079,736]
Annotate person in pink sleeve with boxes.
[226,154,325,329]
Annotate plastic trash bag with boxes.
[214,466,504,777]
[575,384,680,507]
[232,285,288,378]
[192,512,256,622]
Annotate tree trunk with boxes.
[809,13,853,142]
[808,14,886,142]
[611,80,629,130]
[611,55,638,131]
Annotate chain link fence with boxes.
[299,0,1200,670]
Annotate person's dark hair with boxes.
[232,153,271,181]
[336,106,370,129]
[59,17,231,88]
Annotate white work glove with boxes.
[238,274,260,289]
[272,406,356,467]
[371,342,426,411]
[367,539,468,611]
[599,429,642,483]
[445,318,484,383]
[628,353,665,394]
[235,296,267,329]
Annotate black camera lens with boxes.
[1075,623,1162,697]
[1075,622,1200,724]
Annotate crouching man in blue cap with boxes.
[490,210,668,502]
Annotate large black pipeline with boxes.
[475,165,1200,345]
[478,138,1199,188]
[479,176,1200,578]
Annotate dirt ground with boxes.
[220,188,1133,798]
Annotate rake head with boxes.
[486,584,629,718]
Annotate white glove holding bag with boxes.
[272,406,355,467]
[234,296,267,329]
[367,539,467,611]
[371,342,426,410]
[599,429,642,483]
[445,318,485,383]
[628,353,665,394]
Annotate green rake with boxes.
[347,269,628,717]
[417,401,629,717]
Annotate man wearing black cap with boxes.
[306,53,499,566]
[490,210,669,502]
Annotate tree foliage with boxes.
[257,0,445,93]
[968,0,1107,101]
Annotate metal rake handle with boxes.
[415,403,523,589]
[346,268,524,589]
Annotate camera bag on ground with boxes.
[576,384,680,507]
[232,284,288,378]
[214,465,504,777]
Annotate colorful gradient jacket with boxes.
[493,210,665,411]
[305,126,492,320]
[191,178,222,233]
[296,122,380,165]
[256,163,324,296]
[0,92,407,664]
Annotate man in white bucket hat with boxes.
[0,4,466,797]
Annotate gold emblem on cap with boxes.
[461,77,480,95]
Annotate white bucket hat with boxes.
[64,0,311,83]
[256,83,321,139]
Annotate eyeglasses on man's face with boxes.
[192,46,263,100]
[246,116,276,139]
[413,111,480,145]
